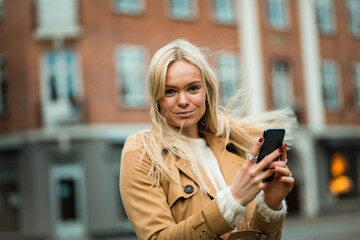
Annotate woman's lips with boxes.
[175,111,194,118]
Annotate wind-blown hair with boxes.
[136,39,296,193]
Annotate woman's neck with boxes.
[182,129,199,138]
[181,125,199,138]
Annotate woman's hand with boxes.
[230,138,294,209]
[230,137,277,206]
[263,143,294,210]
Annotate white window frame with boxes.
[212,0,235,24]
[113,0,145,15]
[49,163,86,239]
[0,54,6,115]
[271,60,294,109]
[347,0,360,37]
[115,45,148,108]
[266,0,290,29]
[217,52,240,106]
[41,49,83,126]
[354,63,360,110]
[316,0,336,34]
[321,60,342,111]
[167,0,198,21]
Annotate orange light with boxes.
[331,153,347,177]
[329,175,353,195]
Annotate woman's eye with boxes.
[165,89,176,96]
[189,86,200,92]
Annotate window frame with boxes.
[353,62,360,110]
[212,0,236,25]
[113,0,145,16]
[265,0,290,30]
[0,54,7,115]
[216,52,240,106]
[347,0,360,38]
[115,44,148,109]
[166,0,198,21]
[321,60,343,112]
[41,49,83,126]
[316,0,337,35]
[271,59,294,109]
[0,0,4,19]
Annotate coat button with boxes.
[184,185,194,194]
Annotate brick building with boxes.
[0,0,359,239]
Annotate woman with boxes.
[119,39,296,240]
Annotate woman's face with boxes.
[159,60,206,138]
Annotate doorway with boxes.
[49,163,86,238]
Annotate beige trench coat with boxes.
[119,131,285,240]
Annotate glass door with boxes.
[50,163,86,238]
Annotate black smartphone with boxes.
[257,128,285,182]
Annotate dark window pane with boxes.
[58,179,77,220]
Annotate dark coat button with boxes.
[184,185,194,194]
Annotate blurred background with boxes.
[0,0,359,239]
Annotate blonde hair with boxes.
[139,39,296,193]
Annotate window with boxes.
[266,0,288,29]
[112,144,133,232]
[354,64,360,109]
[321,61,341,111]
[44,50,80,108]
[316,0,335,34]
[42,49,82,125]
[0,0,4,19]
[0,153,21,232]
[169,0,196,20]
[347,0,360,37]
[50,163,85,238]
[114,0,144,15]
[271,60,293,109]
[116,46,147,107]
[35,0,81,39]
[213,0,235,24]
[58,179,77,220]
[217,53,239,105]
[0,55,7,115]
[328,150,358,201]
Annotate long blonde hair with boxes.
[139,39,296,193]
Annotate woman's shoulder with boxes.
[123,129,153,153]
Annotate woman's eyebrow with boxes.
[165,80,202,88]
[187,80,202,85]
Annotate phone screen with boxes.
[257,129,285,163]
[257,128,285,181]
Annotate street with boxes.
[282,211,360,240]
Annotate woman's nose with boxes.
[177,92,189,107]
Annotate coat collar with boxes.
[174,133,245,198]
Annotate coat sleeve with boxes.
[119,139,233,240]
[249,207,285,240]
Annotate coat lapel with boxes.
[173,134,245,199]
[175,157,217,198]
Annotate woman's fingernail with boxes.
[278,148,283,153]
[259,137,264,143]
[270,166,276,170]
[285,143,287,147]
[277,177,282,181]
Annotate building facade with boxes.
[0,0,359,239]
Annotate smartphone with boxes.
[257,128,285,182]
